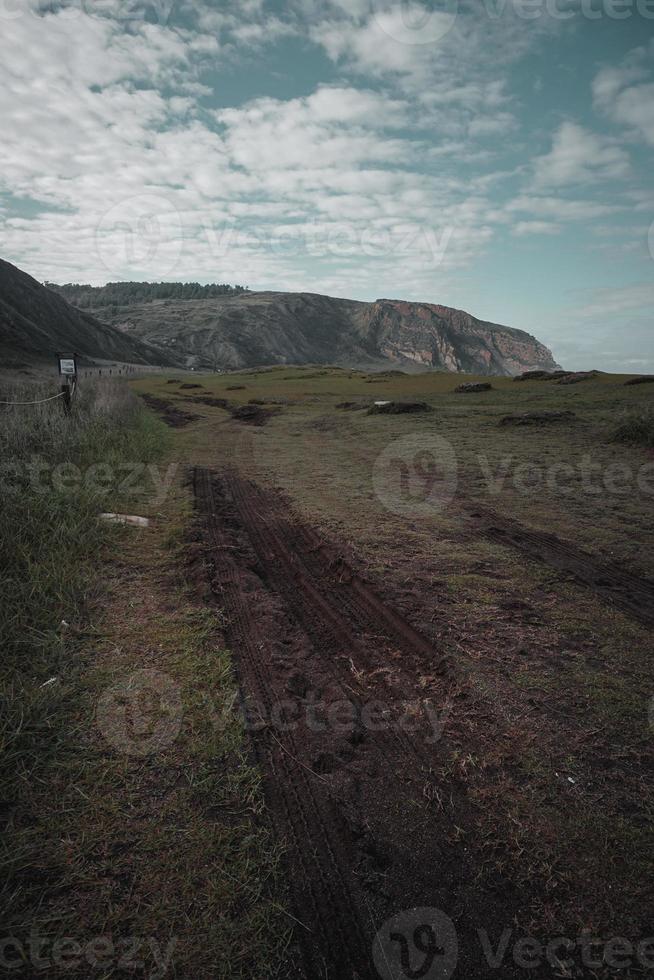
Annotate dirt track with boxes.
[192,466,530,980]
[467,506,654,627]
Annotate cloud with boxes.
[512,221,561,236]
[593,43,654,146]
[572,282,654,318]
[507,195,622,221]
[531,121,630,188]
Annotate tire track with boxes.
[466,505,654,627]
[193,467,483,978]
[193,466,373,979]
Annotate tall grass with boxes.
[0,379,168,829]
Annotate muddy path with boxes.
[192,466,529,980]
[465,505,654,628]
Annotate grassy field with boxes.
[131,365,654,969]
[3,365,653,977]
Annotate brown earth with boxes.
[192,465,653,979]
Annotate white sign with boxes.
[59,358,76,376]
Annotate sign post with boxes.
[56,352,78,414]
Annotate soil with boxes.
[192,467,557,980]
[230,403,276,425]
[137,393,199,427]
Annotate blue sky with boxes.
[0,0,652,370]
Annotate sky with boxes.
[0,0,653,370]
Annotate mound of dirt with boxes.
[455,382,492,393]
[624,376,654,386]
[500,410,576,426]
[226,384,246,390]
[180,382,203,389]
[367,401,431,415]
[557,370,599,385]
[230,404,276,426]
[336,401,368,411]
[138,393,199,427]
[514,369,568,382]
[165,378,182,384]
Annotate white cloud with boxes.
[593,44,654,146]
[512,221,561,236]
[531,121,630,188]
[507,195,622,221]
[573,283,654,318]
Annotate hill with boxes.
[0,259,177,367]
[50,283,559,375]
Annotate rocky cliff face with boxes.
[353,300,559,375]
[49,284,559,376]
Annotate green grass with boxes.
[1,382,166,774]
[1,380,291,978]
[1,380,168,791]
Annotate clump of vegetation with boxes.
[47,280,249,309]
[612,406,654,447]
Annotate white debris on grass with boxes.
[100,513,150,527]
